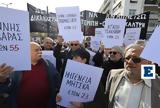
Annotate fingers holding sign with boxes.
[56,93,84,108]
[71,102,83,108]
[0,63,13,83]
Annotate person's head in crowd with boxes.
[109,46,124,62]
[124,43,151,81]
[31,42,42,65]
[84,42,91,48]
[70,40,81,51]
[103,48,111,59]
[56,35,64,44]
[134,39,146,47]
[62,42,68,48]
[72,48,90,64]
[43,37,54,50]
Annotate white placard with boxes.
[85,49,96,57]
[103,18,126,48]
[56,6,82,41]
[57,60,103,107]
[95,28,105,39]
[0,7,31,71]
[42,51,56,67]
[85,49,96,65]
[140,26,160,65]
[123,28,141,47]
[90,36,101,51]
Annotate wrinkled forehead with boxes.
[44,38,53,43]
[104,48,111,51]
[31,43,41,50]
[125,48,143,57]
[70,41,80,44]
[110,49,118,52]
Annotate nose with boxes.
[127,58,134,64]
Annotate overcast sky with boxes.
[0,0,104,12]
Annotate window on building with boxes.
[129,9,136,16]
[130,0,138,3]
[145,0,157,4]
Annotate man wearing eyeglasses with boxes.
[105,43,160,108]
[54,37,90,78]
[93,46,124,89]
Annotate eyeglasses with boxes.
[125,56,144,63]
[71,43,79,46]
[109,51,118,55]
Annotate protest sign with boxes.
[95,28,105,38]
[27,3,58,35]
[56,6,82,41]
[103,18,126,48]
[106,12,150,39]
[57,60,103,107]
[0,7,31,71]
[125,12,150,39]
[123,28,141,46]
[85,49,96,65]
[81,11,149,39]
[90,36,101,51]
[42,51,56,67]
[140,26,160,65]
[81,10,106,36]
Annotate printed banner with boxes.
[27,3,58,35]
[106,11,150,39]
[81,11,150,39]
[81,10,106,36]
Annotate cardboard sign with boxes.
[123,28,141,46]
[103,18,126,48]
[0,7,31,71]
[42,51,56,67]
[140,26,160,65]
[56,6,82,41]
[57,60,103,107]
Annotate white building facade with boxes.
[99,0,160,39]
[99,0,145,16]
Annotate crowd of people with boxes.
[0,35,160,108]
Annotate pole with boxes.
[46,6,50,37]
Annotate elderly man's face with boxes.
[109,49,122,61]
[70,41,80,51]
[31,43,42,64]
[124,48,149,77]
[44,39,53,50]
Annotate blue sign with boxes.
[141,65,155,79]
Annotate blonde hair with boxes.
[134,40,146,47]
[124,43,143,55]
